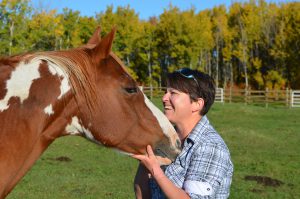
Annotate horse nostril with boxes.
[176,139,181,149]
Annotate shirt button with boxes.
[207,188,210,191]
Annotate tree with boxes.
[211,5,229,87]
[77,16,97,45]
[132,19,159,87]
[0,0,31,55]
[229,2,250,89]
[96,5,141,78]
[194,10,214,74]
[155,5,190,81]
[278,2,300,88]
[59,8,81,49]
[27,10,63,51]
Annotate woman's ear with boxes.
[192,98,204,113]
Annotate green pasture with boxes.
[8,102,300,199]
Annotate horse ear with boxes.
[87,26,101,45]
[91,27,116,62]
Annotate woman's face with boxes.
[162,88,193,125]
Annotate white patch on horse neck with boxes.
[0,60,41,111]
[47,61,71,99]
[65,116,102,145]
[65,116,86,135]
[44,104,54,115]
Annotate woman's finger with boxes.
[146,145,155,157]
[132,154,146,161]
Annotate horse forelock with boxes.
[27,50,97,112]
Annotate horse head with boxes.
[66,27,181,162]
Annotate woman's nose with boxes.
[162,92,169,102]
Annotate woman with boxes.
[133,68,233,199]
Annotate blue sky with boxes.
[31,0,294,20]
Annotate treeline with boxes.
[1,0,299,89]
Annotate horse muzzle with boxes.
[154,138,181,165]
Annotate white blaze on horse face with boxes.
[65,116,102,145]
[142,93,179,148]
[44,104,54,115]
[0,61,40,111]
[47,61,71,99]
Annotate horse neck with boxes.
[0,56,81,197]
[0,96,81,198]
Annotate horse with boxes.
[0,27,181,198]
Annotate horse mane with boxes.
[0,53,32,68]
[26,48,97,113]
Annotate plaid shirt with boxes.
[150,116,233,199]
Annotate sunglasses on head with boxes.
[176,68,200,89]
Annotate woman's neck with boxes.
[175,115,202,142]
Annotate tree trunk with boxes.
[216,44,219,88]
[9,20,14,56]
[126,55,130,67]
[242,46,248,90]
[147,51,153,99]
[223,62,228,89]
[237,6,249,90]
[230,62,233,103]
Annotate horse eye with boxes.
[124,87,138,94]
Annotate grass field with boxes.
[7,101,300,199]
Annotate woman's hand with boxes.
[133,146,190,199]
[132,145,164,179]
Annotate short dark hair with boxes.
[166,68,215,115]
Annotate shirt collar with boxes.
[186,115,210,144]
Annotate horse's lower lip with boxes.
[154,148,168,158]
[154,147,179,162]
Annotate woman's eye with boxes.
[125,87,138,94]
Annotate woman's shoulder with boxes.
[192,130,231,156]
